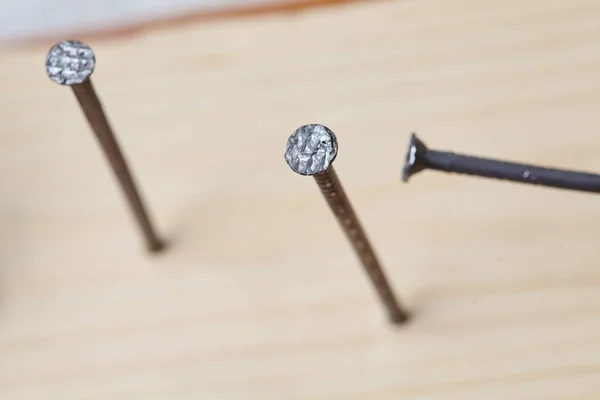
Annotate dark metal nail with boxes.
[46,40,164,252]
[403,133,600,194]
[286,124,409,324]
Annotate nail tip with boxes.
[147,240,167,253]
[389,311,411,325]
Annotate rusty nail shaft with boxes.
[285,124,409,324]
[46,40,164,252]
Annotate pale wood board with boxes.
[1,0,600,398]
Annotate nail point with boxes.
[148,240,167,253]
[390,310,411,325]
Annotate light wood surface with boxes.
[1,0,600,398]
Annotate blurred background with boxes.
[0,0,281,42]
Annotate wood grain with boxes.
[1,0,600,398]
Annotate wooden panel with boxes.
[1,0,600,398]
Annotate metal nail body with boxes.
[286,124,408,324]
[46,40,164,252]
[403,133,600,193]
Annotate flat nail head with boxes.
[285,124,338,176]
[46,40,95,85]
[402,133,427,182]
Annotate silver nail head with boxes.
[285,124,338,176]
[45,40,95,85]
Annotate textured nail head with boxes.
[285,124,338,176]
[402,133,427,182]
[46,40,95,85]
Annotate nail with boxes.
[45,40,164,252]
[285,124,409,324]
[403,133,600,194]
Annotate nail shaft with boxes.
[72,80,164,251]
[314,166,408,323]
[46,40,164,252]
[403,133,600,193]
[286,124,409,324]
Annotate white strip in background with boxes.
[0,0,280,43]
